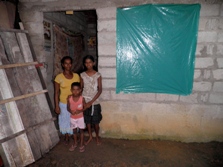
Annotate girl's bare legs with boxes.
[94,124,101,145]
[85,124,93,145]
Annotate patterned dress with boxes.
[80,72,102,124]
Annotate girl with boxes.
[80,55,102,145]
[54,56,80,144]
[67,82,86,152]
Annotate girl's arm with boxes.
[80,77,84,91]
[86,76,102,108]
[54,81,60,114]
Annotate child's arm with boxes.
[86,76,102,108]
[75,97,86,114]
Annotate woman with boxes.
[54,56,80,144]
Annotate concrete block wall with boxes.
[19,0,223,142]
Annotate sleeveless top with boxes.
[80,72,101,105]
[69,96,83,119]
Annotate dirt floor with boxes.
[28,135,223,167]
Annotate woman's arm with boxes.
[80,77,84,91]
[67,97,71,113]
[54,81,60,114]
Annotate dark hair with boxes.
[83,55,97,71]
[61,56,73,70]
[71,82,81,89]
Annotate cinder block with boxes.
[219,18,223,29]
[203,70,211,79]
[98,44,116,55]
[217,58,223,68]
[194,69,201,80]
[98,32,116,45]
[156,94,179,102]
[98,67,116,78]
[217,32,223,42]
[132,93,156,101]
[111,91,131,101]
[209,93,223,104]
[102,78,116,89]
[200,4,220,17]
[29,35,44,46]
[24,22,44,35]
[199,18,219,31]
[213,69,223,80]
[205,18,219,30]
[193,82,212,91]
[195,58,214,68]
[97,7,116,20]
[98,56,116,67]
[213,82,223,92]
[216,44,223,55]
[221,4,223,16]
[98,20,116,32]
[20,11,43,23]
[195,44,216,56]
[180,93,198,103]
[100,90,111,101]
[41,0,57,2]
[200,93,209,103]
[198,32,217,43]
[198,18,206,31]
[195,44,205,56]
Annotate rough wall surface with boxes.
[19,0,223,142]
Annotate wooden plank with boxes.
[0,61,38,69]
[0,117,56,144]
[23,33,55,119]
[2,134,34,167]
[0,35,35,166]
[0,32,45,162]
[0,31,59,161]
[0,90,48,105]
[0,28,28,33]
[0,37,24,139]
[16,33,59,158]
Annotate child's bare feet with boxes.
[96,137,101,145]
[69,144,77,151]
[84,137,92,145]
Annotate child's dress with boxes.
[80,72,102,124]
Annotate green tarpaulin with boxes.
[116,4,200,95]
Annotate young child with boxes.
[67,82,86,152]
[80,55,102,145]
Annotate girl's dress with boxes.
[80,72,102,124]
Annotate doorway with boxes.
[43,10,98,104]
